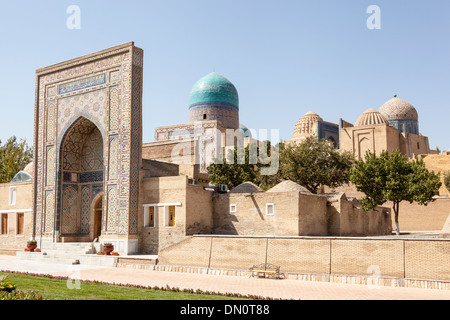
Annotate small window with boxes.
[266,203,275,216]
[203,114,207,120]
[144,206,156,227]
[417,142,420,149]
[1,213,7,235]
[148,206,155,227]
[166,206,176,227]
[9,187,16,206]
[16,213,24,236]
[230,204,237,213]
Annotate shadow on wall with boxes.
[212,192,239,235]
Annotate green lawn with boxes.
[0,271,254,300]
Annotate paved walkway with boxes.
[1,255,450,300]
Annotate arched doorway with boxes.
[57,117,104,242]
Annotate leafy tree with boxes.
[207,141,283,190]
[279,136,354,193]
[443,171,450,194]
[350,150,441,235]
[207,143,260,190]
[0,136,33,183]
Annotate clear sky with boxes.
[0,0,449,151]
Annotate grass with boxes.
[0,271,259,300]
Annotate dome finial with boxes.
[394,94,397,98]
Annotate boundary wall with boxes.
[152,235,450,289]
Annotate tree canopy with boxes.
[0,136,33,183]
[279,136,354,193]
[207,136,354,193]
[350,150,441,235]
[207,143,260,190]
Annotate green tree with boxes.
[0,136,33,183]
[207,141,282,190]
[350,150,441,235]
[443,171,450,194]
[207,144,260,190]
[279,136,354,193]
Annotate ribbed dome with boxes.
[355,108,389,127]
[379,97,418,122]
[292,111,323,138]
[189,72,239,108]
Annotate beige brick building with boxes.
[290,97,436,160]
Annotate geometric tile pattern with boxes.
[110,70,120,82]
[107,185,118,233]
[379,97,419,134]
[108,135,119,180]
[61,184,78,234]
[81,127,103,171]
[58,88,108,142]
[79,171,103,183]
[80,185,91,234]
[128,52,143,234]
[44,191,54,233]
[45,146,56,187]
[109,86,119,131]
[62,117,98,171]
[46,102,57,142]
[379,97,418,121]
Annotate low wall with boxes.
[324,185,450,232]
[158,235,450,282]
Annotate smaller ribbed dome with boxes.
[292,111,323,139]
[355,108,389,127]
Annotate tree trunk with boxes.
[393,201,400,235]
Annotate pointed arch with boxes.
[57,116,105,241]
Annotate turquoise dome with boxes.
[239,123,252,138]
[189,72,239,109]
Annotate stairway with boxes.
[18,242,101,265]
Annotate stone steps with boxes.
[18,242,101,265]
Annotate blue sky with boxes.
[0,0,449,151]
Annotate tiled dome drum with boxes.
[378,97,419,134]
[189,72,239,129]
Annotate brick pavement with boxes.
[1,255,450,300]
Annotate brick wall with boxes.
[0,181,33,250]
[324,185,450,231]
[158,235,450,281]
